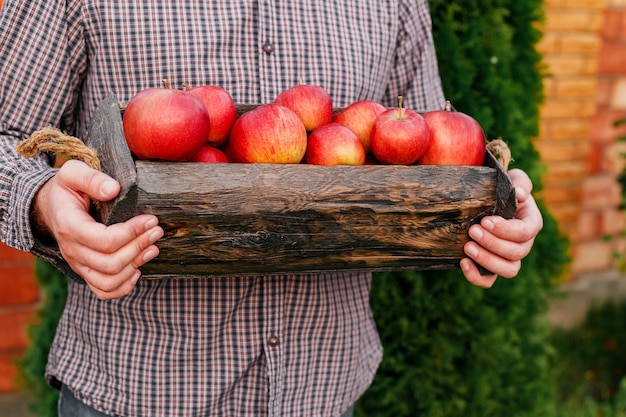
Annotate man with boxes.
[0,1,542,416]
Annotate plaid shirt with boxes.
[0,1,444,416]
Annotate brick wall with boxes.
[0,245,39,392]
[537,0,626,277]
[581,0,626,273]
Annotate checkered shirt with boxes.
[0,0,444,415]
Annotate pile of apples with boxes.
[122,80,487,166]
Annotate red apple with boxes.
[191,145,229,163]
[123,80,210,161]
[418,101,486,166]
[184,83,237,147]
[305,123,366,166]
[332,100,386,153]
[229,103,308,164]
[370,98,430,165]
[274,82,333,131]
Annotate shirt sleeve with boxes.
[0,0,87,273]
[382,0,446,112]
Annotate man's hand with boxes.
[32,160,164,299]
[460,168,543,288]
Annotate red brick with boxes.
[0,243,33,263]
[595,78,614,108]
[571,240,614,274]
[602,208,626,235]
[545,0,564,7]
[542,185,584,205]
[560,33,603,54]
[544,119,592,140]
[0,351,23,393]
[0,266,39,307]
[566,0,608,8]
[543,55,598,76]
[598,43,626,74]
[559,221,581,242]
[541,99,596,120]
[582,174,622,210]
[586,144,604,174]
[544,10,604,31]
[578,210,603,240]
[0,308,36,351]
[589,110,626,144]
[542,160,588,183]
[548,203,583,225]
[536,141,590,165]
[537,34,561,55]
[555,77,598,97]
[602,9,623,40]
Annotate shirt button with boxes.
[262,42,275,55]
[267,335,280,347]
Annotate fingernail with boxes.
[132,270,141,284]
[466,243,479,257]
[149,229,163,243]
[100,180,118,196]
[145,217,159,230]
[515,186,528,201]
[469,226,483,240]
[460,259,471,272]
[483,219,495,231]
[143,248,159,262]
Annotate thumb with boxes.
[57,159,121,202]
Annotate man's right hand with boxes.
[32,160,164,299]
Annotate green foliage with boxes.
[554,379,626,417]
[357,0,570,416]
[358,262,562,416]
[548,301,626,417]
[16,260,67,417]
[550,301,626,406]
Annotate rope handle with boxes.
[486,138,512,171]
[17,127,101,171]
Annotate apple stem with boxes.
[182,82,192,90]
[398,96,404,119]
[298,79,303,85]
[444,100,452,111]
[162,79,171,89]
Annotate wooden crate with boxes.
[88,93,516,279]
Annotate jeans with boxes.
[58,385,109,417]
[58,385,355,417]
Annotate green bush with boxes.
[548,301,626,417]
[550,301,626,406]
[554,380,626,417]
[356,0,569,416]
[16,260,67,417]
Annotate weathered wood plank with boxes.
[86,93,138,224]
[129,160,508,277]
